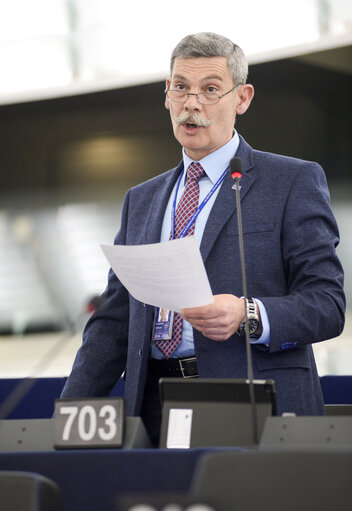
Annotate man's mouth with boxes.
[181,123,203,134]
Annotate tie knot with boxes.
[187,162,205,182]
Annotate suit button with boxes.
[280,342,298,351]
[138,349,143,357]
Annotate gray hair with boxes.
[170,32,248,86]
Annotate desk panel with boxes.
[0,448,211,511]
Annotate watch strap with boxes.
[237,297,260,337]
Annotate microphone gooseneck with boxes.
[230,156,258,444]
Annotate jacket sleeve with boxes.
[260,162,345,353]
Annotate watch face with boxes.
[248,318,259,334]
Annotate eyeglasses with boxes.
[164,85,238,105]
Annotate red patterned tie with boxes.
[156,162,205,358]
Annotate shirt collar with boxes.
[182,130,240,185]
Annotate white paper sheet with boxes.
[101,236,214,312]
[166,408,193,449]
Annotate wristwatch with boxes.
[237,298,260,338]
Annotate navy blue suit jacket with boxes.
[61,136,345,416]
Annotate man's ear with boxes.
[165,79,171,110]
[235,84,255,115]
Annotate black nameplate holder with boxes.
[54,397,124,449]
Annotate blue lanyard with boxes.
[170,165,229,239]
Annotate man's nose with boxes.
[184,93,201,110]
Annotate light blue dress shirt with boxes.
[151,131,270,359]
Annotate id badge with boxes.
[152,307,174,341]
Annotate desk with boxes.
[0,448,213,511]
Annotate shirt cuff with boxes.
[250,298,271,345]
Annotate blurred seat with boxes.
[0,471,62,511]
[320,375,352,404]
[0,376,124,419]
[192,450,352,511]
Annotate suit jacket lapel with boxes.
[200,136,256,262]
[141,135,256,261]
[143,161,184,244]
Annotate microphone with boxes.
[230,156,258,444]
[230,156,243,181]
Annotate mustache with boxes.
[175,112,213,128]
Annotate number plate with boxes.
[54,397,124,449]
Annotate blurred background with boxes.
[0,0,351,381]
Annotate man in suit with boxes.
[61,33,345,446]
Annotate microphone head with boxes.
[230,156,243,180]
